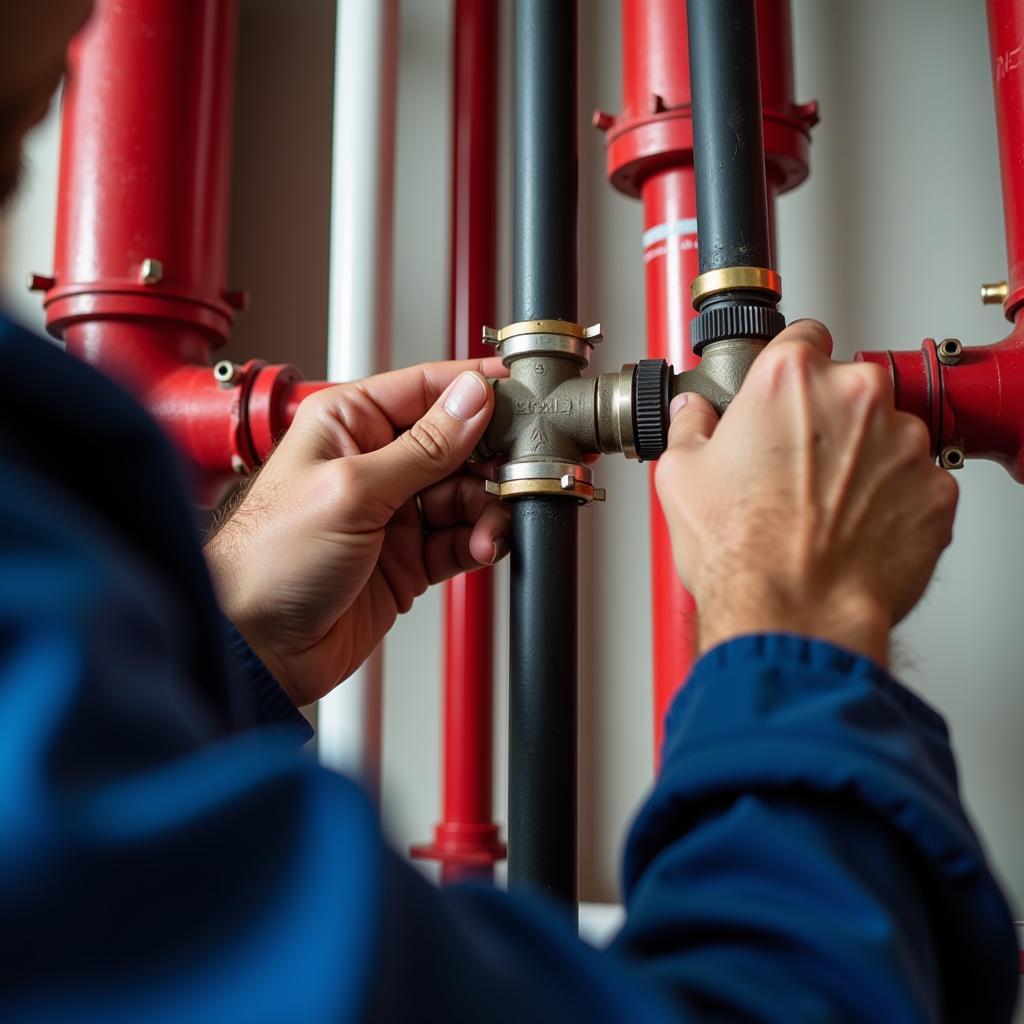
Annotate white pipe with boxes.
[319,0,399,795]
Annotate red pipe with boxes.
[35,0,326,507]
[597,0,815,756]
[411,0,504,883]
[855,0,1024,489]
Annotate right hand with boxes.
[654,319,959,667]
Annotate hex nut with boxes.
[937,338,962,366]
[940,446,965,470]
[213,360,240,386]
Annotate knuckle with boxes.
[654,448,686,497]
[406,417,453,466]
[844,362,890,404]
[325,457,362,510]
[758,340,818,388]
[896,413,932,459]
[934,466,960,509]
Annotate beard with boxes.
[0,152,25,209]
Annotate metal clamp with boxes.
[483,319,603,367]
[485,460,606,503]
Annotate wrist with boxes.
[697,585,891,668]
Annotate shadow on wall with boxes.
[224,0,337,381]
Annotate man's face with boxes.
[0,0,93,204]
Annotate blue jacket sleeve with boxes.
[0,317,1016,1022]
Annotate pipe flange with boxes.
[485,460,606,503]
[691,266,782,309]
[482,319,602,367]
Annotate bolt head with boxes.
[213,359,238,385]
[140,258,163,285]
[937,338,962,366]
[940,446,965,470]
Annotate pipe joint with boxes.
[476,322,769,490]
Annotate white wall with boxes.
[2,0,1021,945]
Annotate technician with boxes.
[0,3,1018,1021]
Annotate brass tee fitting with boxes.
[475,319,766,503]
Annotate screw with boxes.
[940,446,965,470]
[139,258,163,285]
[937,338,962,366]
[559,474,576,491]
[213,360,240,386]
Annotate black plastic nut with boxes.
[691,303,786,354]
[633,358,670,461]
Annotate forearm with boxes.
[611,635,1018,1022]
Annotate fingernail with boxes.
[669,394,689,419]
[489,537,508,564]
[444,372,489,421]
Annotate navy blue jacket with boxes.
[0,312,1017,1022]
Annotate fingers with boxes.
[416,474,511,565]
[769,318,834,358]
[665,392,720,451]
[344,357,507,430]
[423,524,496,585]
[348,371,495,513]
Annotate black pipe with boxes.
[508,0,579,906]
[686,0,771,274]
[686,0,784,354]
[513,0,577,322]
[508,498,578,903]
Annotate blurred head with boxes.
[0,0,93,204]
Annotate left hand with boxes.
[205,358,509,706]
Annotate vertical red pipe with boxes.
[35,0,327,507]
[599,0,814,757]
[989,0,1024,322]
[411,0,504,883]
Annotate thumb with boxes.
[665,392,719,451]
[356,370,493,510]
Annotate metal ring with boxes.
[615,364,637,460]
[488,319,602,343]
[496,333,594,366]
[691,266,782,309]
[498,460,594,485]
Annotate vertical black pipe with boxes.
[508,0,579,906]
[686,0,772,274]
[513,0,577,322]
[508,499,578,903]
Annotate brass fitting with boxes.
[475,318,766,502]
